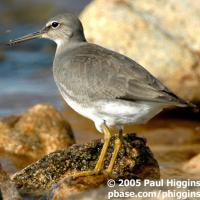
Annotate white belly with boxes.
[59,87,163,132]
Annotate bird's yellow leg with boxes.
[72,124,111,177]
[105,129,123,174]
[94,124,111,172]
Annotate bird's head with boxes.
[7,13,86,48]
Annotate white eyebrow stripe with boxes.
[46,20,59,27]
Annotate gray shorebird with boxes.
[7,13,195,176]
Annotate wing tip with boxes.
[164,90,199,112]
[176,99,199,112]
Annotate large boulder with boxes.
[11,134,160,196]
[80,0,200,102]
[0,104,75,161]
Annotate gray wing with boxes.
[59,44,187,105]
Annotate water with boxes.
[0,27,60,115]
[0,1,91,116]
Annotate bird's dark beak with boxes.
[7,27,48,46]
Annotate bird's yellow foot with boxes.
[71,124,112,178]
[72,125,123,178]
[72,169,104,177]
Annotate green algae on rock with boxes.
[12,133,159,196]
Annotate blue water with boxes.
[0,1,91,116]
[0,29,61,115]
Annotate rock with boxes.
[49,175,108,199]
[11,134,160,196]
[0,104,75,162]
[80,0,200,102]
[132,118,200,146]
[51,181,200,200]
[182,153,200,175]
[0,163,22,200]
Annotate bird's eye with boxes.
[51,22,60,29]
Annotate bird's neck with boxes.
[55,39,86,56]
[55,33,87,54]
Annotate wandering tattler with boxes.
[7,13,195,176]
